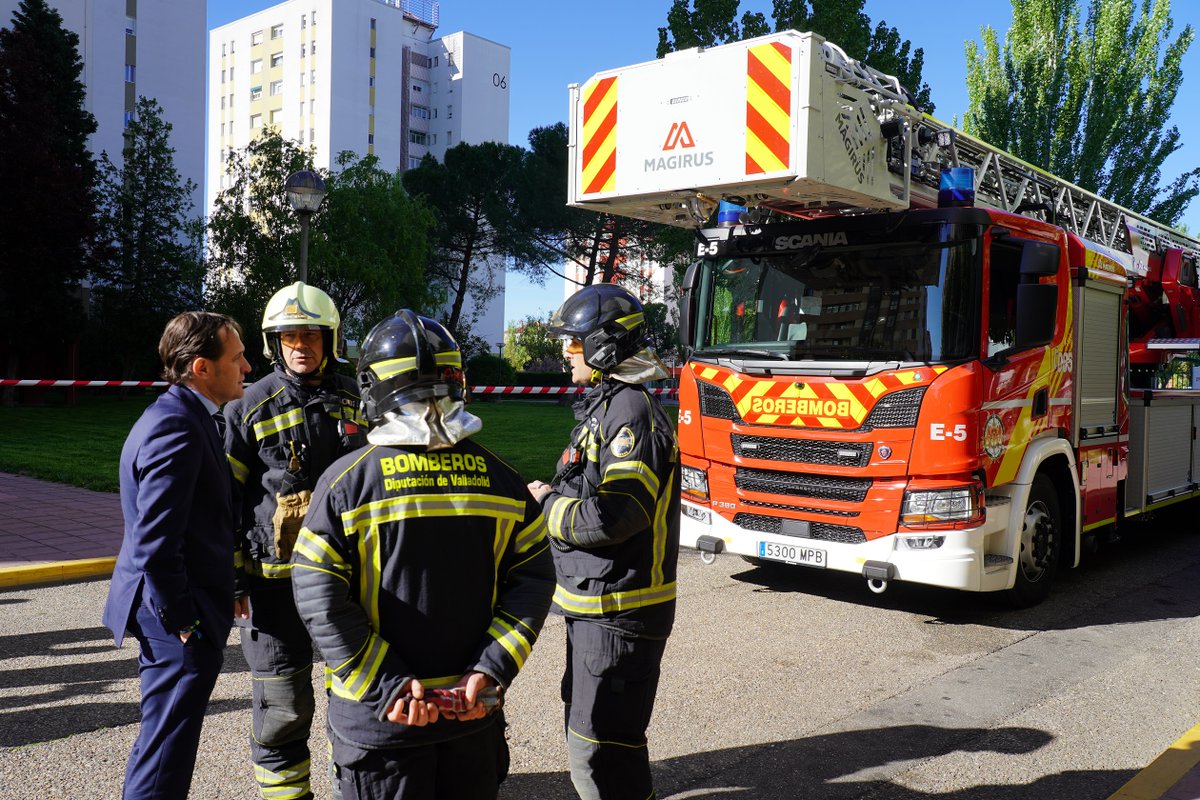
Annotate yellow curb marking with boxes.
[0,557,116,589]
[1108,721,1200,800]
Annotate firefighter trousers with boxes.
[561,619,668,800]
[240,576,321,800]
[331,718,508,800]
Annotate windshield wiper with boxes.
[701,346,788,360]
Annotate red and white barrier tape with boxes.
[0,379,678,397]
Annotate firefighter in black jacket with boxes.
[292,309,555,799]
[527,284,680,800]
[223,282,367,800]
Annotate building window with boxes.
[408,156,422,169]
[368,133,374,144]
[447,131,452,145]
[270,80,282,96]
[370,18,376,30]
[251,30,263,46]
[369,47,375,58]
[250,86,262,101]
[299,129,305,143]
[271,52,283,68]
[301,14,306,28]
[311,41,316,55]
[310,127,315,141]
[447,105,452,119]
[220,122,225,136]
[300,73,306,86]
[270,108,281,124]
[251,59,263,74]
[310,70,316,86]
[433,56,439,67]
[271,24,283,39]
[124,64,135,83]
[220,95,225,110]
[301,44,306,58]
[368,75,375,87]
[432,108,437,119]
[309,99,314,113]
[124,110,135,129]
[409,130,427,146]
[250,114,263,129]
[221,69,226,84]
[230,39,235,53]
[311,10,316,25]
[411,105,430,120]
[430,133,437,145]
[229,66,235,81]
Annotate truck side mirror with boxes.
[1014,283,1058,349]
[678,260,701,351]
[1020,240,1060,277]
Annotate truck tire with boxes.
[1006,474,1061,607]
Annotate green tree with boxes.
[206,132,435,360]
[90,97,204,379]
[0,0,98,385]
[643,301,682,365]
[401,142,524,340]
[656,0,932,111]
[504,315,565,372]
[964,0,1197,224]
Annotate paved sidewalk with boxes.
[0,469,1198,798]
[0,472,122,588]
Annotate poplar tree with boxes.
[964,0,1197,224]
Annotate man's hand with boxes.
[527,480,552,502]
[440,672,498,722]
[385,679,440,727]
[233,596,250,621]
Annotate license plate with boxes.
[758,541,827,567]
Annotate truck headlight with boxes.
[681,465,709,501]
[900,484,983,527]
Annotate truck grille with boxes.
[734,512,867,544]
[743,499,859,517]
[862,387,926,429]
[732,434,872,467]
[735,467,871,503]
[698,381,741,422]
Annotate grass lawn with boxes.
[0,394,583,492]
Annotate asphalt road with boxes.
[2,507,1200,800]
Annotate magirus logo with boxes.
[646,120,714,172]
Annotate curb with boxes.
[0,557,116,590]
[1108,722,1200,800]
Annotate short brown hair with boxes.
[159,312,243,386]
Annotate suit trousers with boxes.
[122,597,224,800]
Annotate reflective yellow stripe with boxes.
[435,351,461,368]
[603,459,659,497]
[553,581,677,615]
[340,493,525,536]
[331,445,377,488]
[259,560,293,578]
[371,356,416,380]
[294,527,346,571]
[487,616,534,669]
[233,549,245,570]
[253,407,304,441]
[547,495,580,540]
[651,466,673,587]
[331,632,389,701]
[615,312,644,330]
[227,453,249,484]
[253,759,311,799]
[242,385,287,424]
[513,515,548,553]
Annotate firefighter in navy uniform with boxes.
[527,284,680,800]
[291,309,555,800]
[223,282,367,800]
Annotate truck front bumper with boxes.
[680,500,1015,593]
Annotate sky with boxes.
[208,0,1200,327]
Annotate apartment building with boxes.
[208,0,511,346]
[0,0,207,211]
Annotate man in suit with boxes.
[103,311,252,800]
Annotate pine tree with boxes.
[0,0,98,385]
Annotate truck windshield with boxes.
[697,225,981,362]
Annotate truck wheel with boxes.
[1006,474,1061,607]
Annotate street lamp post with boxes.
[496,341,505,363]
[285,169,327,283]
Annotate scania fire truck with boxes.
[568,30,1200,604]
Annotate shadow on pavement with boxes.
[0,697,250,747]
[721,500,1200,632]
[501,723,1134,800]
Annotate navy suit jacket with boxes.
[103,384,235,647]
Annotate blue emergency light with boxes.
[717,200,746,227]
[939,167,975,207]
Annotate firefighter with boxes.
[526,284,681,800]
[291,309,555,799]
[223,282,367,800]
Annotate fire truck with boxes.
[567,30,1200,604]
